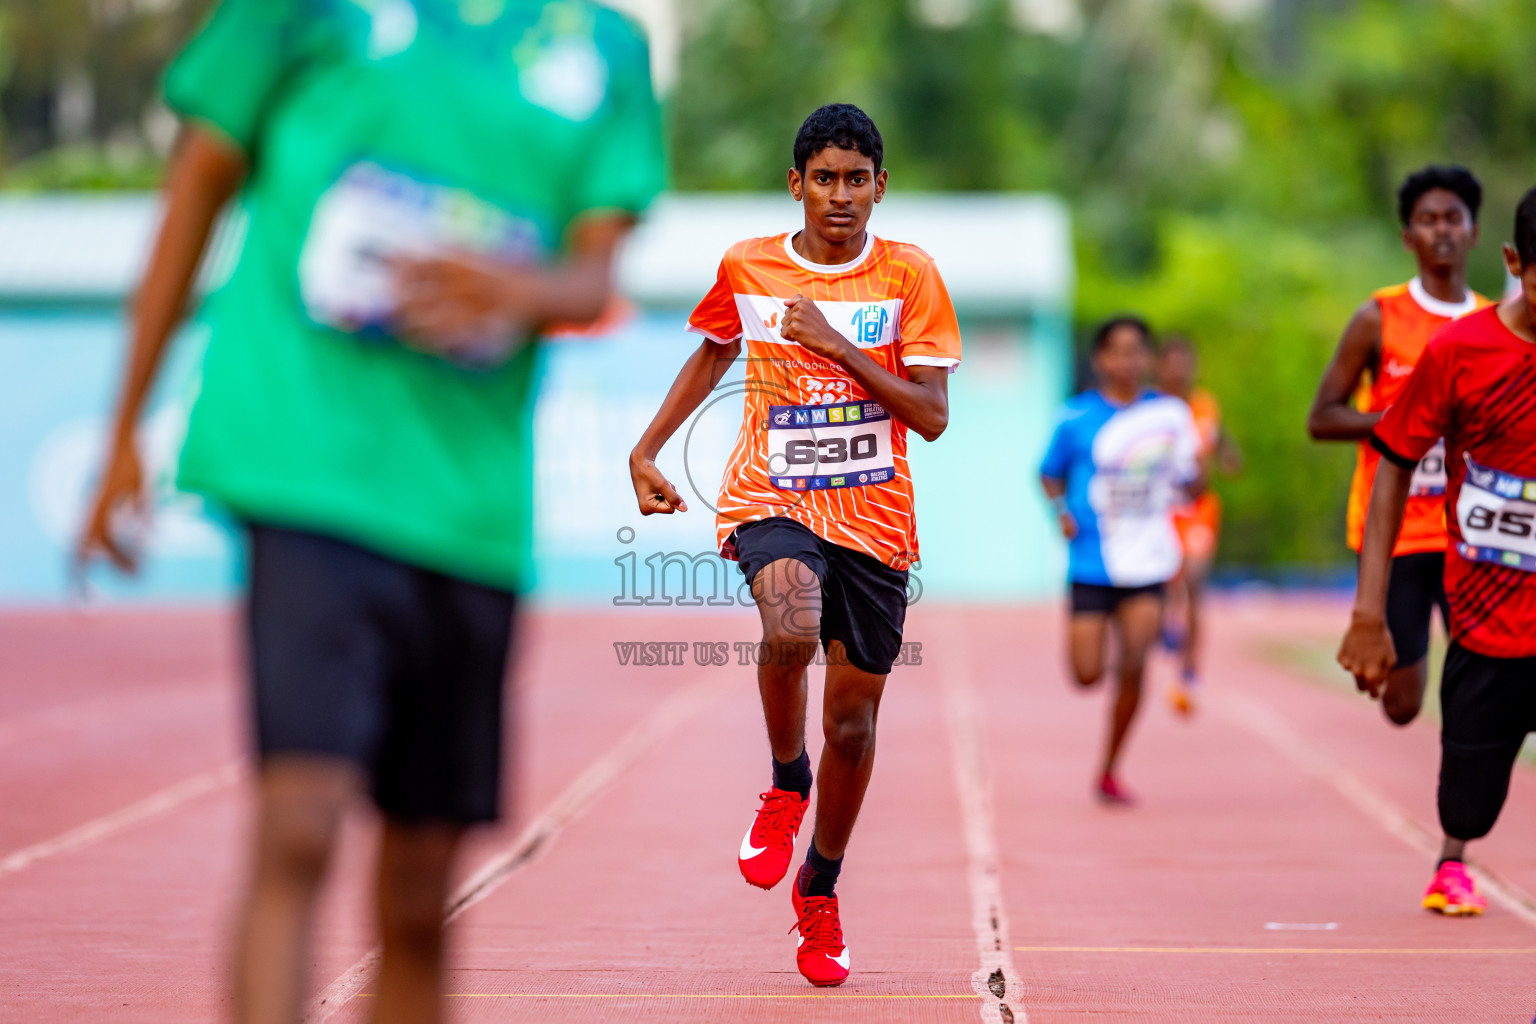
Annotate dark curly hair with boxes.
[1516,185,1536,266]
[793,104,883,175]
[1091,315,1153,353]
[1397,165,1482,227]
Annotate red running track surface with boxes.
[0,597,1533,1022]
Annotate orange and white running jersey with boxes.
[688,232,962,570]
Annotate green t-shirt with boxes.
[165,0,665,591]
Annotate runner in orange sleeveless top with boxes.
[1309,165,1492,725]
[1157,336,1242,715]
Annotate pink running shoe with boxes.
[1096,772,1136,807]
[1422,861,1487,916]
[737,789,807,889]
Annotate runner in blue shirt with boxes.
[1040,316,1201,804]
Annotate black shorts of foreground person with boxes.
[248,523,515,825]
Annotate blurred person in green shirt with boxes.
[77,1,664,1021]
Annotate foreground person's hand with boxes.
[76,434,148,573]
[390,254,537,365]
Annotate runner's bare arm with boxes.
[77,125,247,572]
[391,213,637,351]
[1039,476,1077,539]
[1307,299,1383,441]
[1337,456,1412,695]
[778,294,949,441]
[628,336,744,515]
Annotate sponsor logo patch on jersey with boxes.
[851,303,891,347]
[798,376,853,406]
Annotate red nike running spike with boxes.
[790,887,850,987]
[737,788,806,889]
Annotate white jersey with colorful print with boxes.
[1040,390,1202,587]
[687,232,963,570]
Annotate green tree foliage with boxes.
[5,0,1535,569]
[672,0,1536,571]
[0,0,213,188]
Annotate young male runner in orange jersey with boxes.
[628,104,960,987]
[1340,186,1536,916]
[1308,165,1492,725]
[1156,336,1242,715]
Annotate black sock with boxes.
[772,747,812,799]
[796,839,842,898]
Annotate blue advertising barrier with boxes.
[0,308,1068,606]
[0,192,1074,606]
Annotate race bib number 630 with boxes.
[766,401,894,491]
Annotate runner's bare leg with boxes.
[751,557,822,763]
[811,646,887,858]
[371,822,463,1024]
[1103,594,1161,776]
[235,758,358,1024]
[1068,613,1110,687]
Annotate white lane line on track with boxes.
[303,672,727,1023]
[941,626,1027,1024]
[1218,689,1536,931]
[0,761,241,881]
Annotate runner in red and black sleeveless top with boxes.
[1339,186,1536,917]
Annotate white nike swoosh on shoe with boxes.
[739,827,766,861]
[832,949,850,969]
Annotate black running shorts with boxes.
[1385,551,1449,668]
[1440,642,1536,759]
[730,516,910,676]
[1070,581,1166,616]
[247,523,517,824]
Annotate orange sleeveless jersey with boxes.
[688,233,962,570]
[1344,281,1492,554]
[1173,389,1222,559]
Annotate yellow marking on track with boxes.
[359,993,978,1000]
[1014,946,1536,955]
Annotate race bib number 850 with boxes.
[1456,454,1536,572]
[766,401,894,491]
